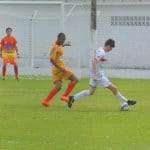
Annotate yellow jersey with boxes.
[49,42,65,68]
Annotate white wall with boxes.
[0,1,150,78]
[97,4,150,70]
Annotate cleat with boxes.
[127,100,137,106]
[60,96,69,102]
[68,96,75,109]
[120,103,129,111]
[41,99,50,107]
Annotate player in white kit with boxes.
[68,39,136,111]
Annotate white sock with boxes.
[116,91,128,104]
[74,90,90,100]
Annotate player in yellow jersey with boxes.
[41,33,78,107]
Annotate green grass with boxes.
[0,77,150,150]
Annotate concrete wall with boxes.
[97,4,150,69]
[0,1,149,78]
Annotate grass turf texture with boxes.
[0,77,150,150]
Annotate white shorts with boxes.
[89,73,111,88]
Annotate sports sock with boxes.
[44,88,59,102]
[116,91,128,104]
[61,81,76,97]
[74,90,90,100]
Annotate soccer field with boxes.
[0,77,150,150]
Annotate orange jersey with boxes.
[49,42,74,81]
[1,36,17,53]
[49,42,65,68]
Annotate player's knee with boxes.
[73,77,78,83]
[3,63,7,67]
[69,75,78,83]
[112,85,118,95]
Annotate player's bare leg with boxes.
[106,83,137,110]
[2,63,7,80]
[41,80,62,107]
[14,63,19,80]
[61,74,78,102]
[68,85,96,108]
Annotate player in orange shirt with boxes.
[0,28,19,80]
[41,33,78,107]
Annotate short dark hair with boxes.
[57,32,65,39]
[105,39,115,48]
[56,32,66,45]
[6,27,13,32]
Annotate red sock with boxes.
[14,65,18,79]
[45,88,59,102]
[2,64,7,78]
[62,81,77,97]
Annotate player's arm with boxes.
[0,40,3,58]
[50,58,62,70]
[91,55,107,75]
[63,41,71,47]
[0,47,2,58]
[92,56,107,70]
[14,39,19,57]
[95,49,107,62]
[15,45,19,57]
[92,58,97,73]
[96,56,107,62]
[49,48,67,73]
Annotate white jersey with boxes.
[89,47,106,79]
